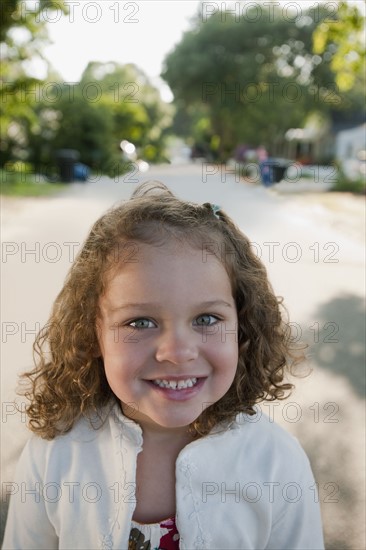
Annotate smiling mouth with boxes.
[152,377,199,390]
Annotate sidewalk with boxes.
[271,190,365,244]
[237,170,365,244]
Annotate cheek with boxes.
[102,338,149,376]
[206,325,238,354]
[205,337,238,373]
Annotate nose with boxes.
[155,326,199,365]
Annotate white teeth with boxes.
[153,377,198,390]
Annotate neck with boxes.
[143,424,194,449]
[139,416,195,448]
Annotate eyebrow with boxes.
[109,300,233,312]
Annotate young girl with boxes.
[3,181,324,550]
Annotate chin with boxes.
[153,415,197,429]
[144,409,202,431]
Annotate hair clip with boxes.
[211,204,221,219]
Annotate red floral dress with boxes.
[128,516,180,550]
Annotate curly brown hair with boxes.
[20,180,304,439]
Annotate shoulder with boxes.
[17,405,115,472]
[234,408,306,457]
[234,409,310,474]
[182,408,310,479]
[202,407,305,453]
[18,402,142,476]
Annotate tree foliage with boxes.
[0,0,67,41]
[162,2,365,160]
[0,0,68,166]
[26,62,172,173]
[313,1,366,91]
[1,3,171,171]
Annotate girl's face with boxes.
[97,241,238,435]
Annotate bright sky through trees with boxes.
[21,1,366,101]
[42,1,201,101]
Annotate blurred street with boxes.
[1,162,365,549]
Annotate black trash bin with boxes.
[56,149,80,183]
[259,158,290,187]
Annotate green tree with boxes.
[26,62,172,175]
[0,0,67,40]
[79,62,172,163]
[313,1,366,91]
[162,3,364,161]
[0,0,67,166]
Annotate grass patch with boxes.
[331,177,366,195]
[1,169,66,197]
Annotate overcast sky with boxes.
[40,1,201,101]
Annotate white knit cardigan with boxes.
[3,402,324,549]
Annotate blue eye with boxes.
[194,314,220,327]
[128,319,155,329]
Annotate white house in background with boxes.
[335,123,366,181]
[281,116,332,164]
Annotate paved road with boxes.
[1,163,365,548]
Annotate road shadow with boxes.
[309,293,365,398]
[0,499,9,547]
[294,401,365,550]
[293,292,366,550]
